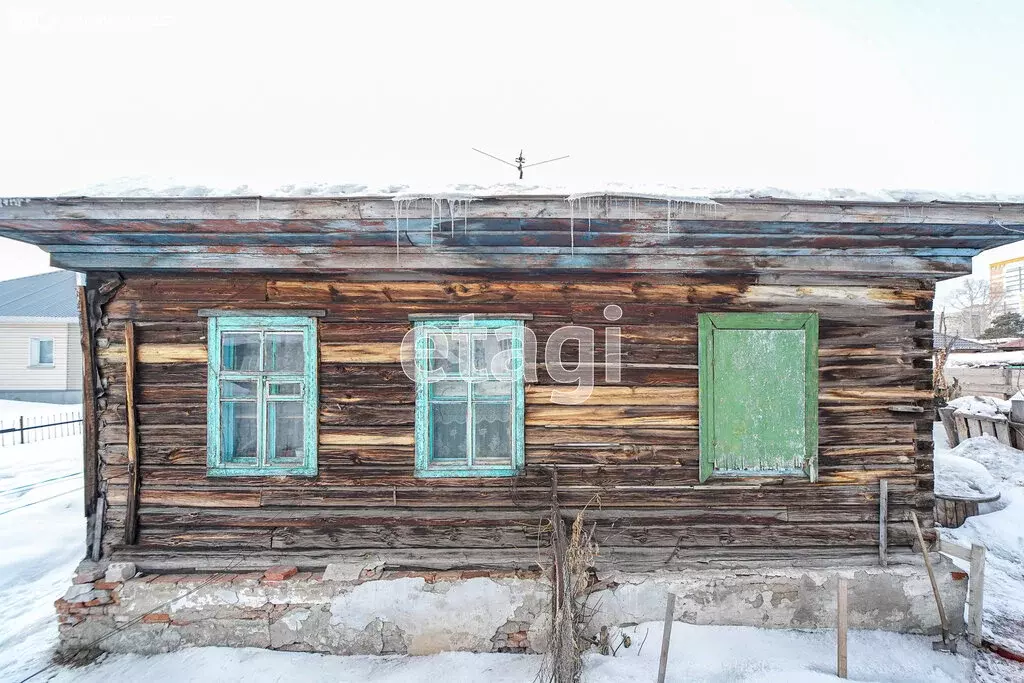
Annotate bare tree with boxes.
[944,278,1002,338]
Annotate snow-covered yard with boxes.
[1,400,1023,682]
[934,424,1024,677]
[0,400,84,682]
[35,625,973,683]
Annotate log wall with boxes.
[89,271,937,571]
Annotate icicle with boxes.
[462,199,468,234]
[394,199,401,264]
[666,199,671,235]
[569,198,575,256]
[587,197,592,232]
[430,199,435,247]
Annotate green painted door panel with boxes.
[711,328,806,473]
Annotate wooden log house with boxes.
[1,191,1020,651]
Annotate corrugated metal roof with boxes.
[934,331,993,352]
[0,270,78,318]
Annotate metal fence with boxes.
[0,411,83,447]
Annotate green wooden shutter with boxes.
[698,313,818,482]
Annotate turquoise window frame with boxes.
[414,318,525,478]
[206,315,318,477]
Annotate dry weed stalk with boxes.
[537,468,600,683]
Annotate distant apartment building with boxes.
[0,271,82,403]
[990,256,1024,314]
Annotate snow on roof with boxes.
[947,351,1024,368]
[45,176,1024,204]
[946,395,1012,419]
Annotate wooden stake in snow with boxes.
[968,543,986,647]
[878,479,888,567]
[837,577,848,678]
[657,592,676,683]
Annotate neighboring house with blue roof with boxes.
[0,271,82,403]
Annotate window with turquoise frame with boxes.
[207,315,318,477]
[414,318,525,477]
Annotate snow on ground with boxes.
[934,424,1024,678]
[947,352,1024,369]
[46,624,972,683]
[0,409,84,682]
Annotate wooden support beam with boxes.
[77,284,98,518]
[124,321,140,545]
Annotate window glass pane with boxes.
[474,381,511,399]
[222,333,261,372]
[432,380,468,398]
[221,401,258,462]
[268,381,302,397]
[474,332,513,376]
[474,402,512,461]
[429,331,467,379]
[265,333,304,373]
[221,379,256,398]
[37,339,54,365]
[268,401,304,462]
[431,402,467,462]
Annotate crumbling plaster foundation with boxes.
[57,558,966,656]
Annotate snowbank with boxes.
[935,452,1001,499]
[944,434,1024,488]
[947,352,1024,369]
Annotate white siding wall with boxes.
[65,322,83,390]
[0,322,74,390]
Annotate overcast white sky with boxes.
[1,0,1022,296]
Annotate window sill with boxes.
[415,466,522,478]
[707,468,809,480]
[207,465,318,478]
[27,364,56,369]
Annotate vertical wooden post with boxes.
[77,283,99,518]
[837,577,848,679]
[124,321,140,545]
[878,479,888,567]
[657,592,676,683]
[968,544,986,647]
[18,416,24,445]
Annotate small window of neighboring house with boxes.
[414,319,525,477]
[30,338,55,367]
[698,312,819,482]
[206,316,318,477]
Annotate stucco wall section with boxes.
[56,559,967,657]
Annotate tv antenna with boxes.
[472,148,569,180]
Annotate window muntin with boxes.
[414,319,524,477]
[29,338,55,367]
[207,316,317,477]
[698,312,818,482]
